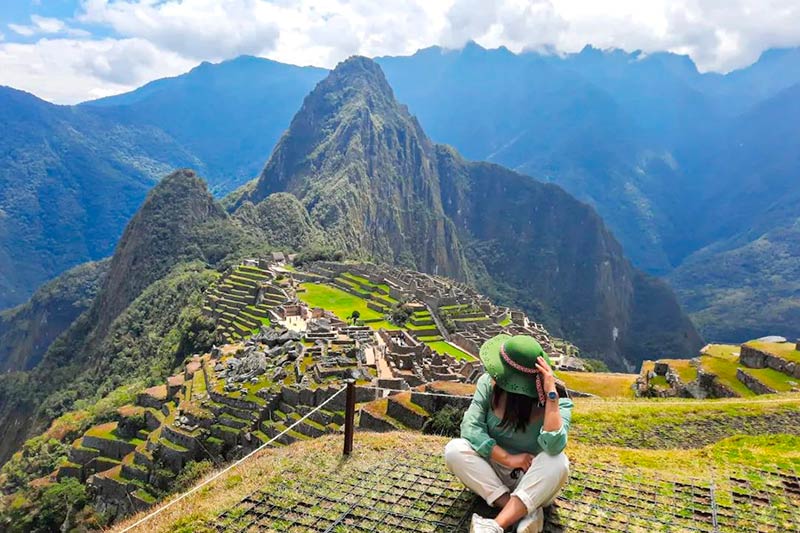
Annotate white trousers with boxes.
[443,438,570,514]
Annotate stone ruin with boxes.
[378,329,479,388]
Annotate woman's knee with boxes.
[443,438,471,468]
[538,451,570,482]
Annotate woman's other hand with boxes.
[505,452,534,472]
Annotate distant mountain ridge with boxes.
[0,85,202,310]
[2,44,800,341]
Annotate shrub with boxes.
[422,405,464,437]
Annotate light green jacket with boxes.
[461,373,573,458]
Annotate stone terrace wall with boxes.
[740,345,800,378]
[736,369,776,395]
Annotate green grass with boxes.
[745,341,800,363]
[498,316,512,327]
[700,345,754,397]
[559,371,637,398]
[649,375,668,387]
[298,283,394,330]
[404,321,438,331]
[744,367,798,392]
[423,341,475,361]
[642,359,698,384]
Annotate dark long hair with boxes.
[492,384,535,433]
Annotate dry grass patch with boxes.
[559,371,637,397]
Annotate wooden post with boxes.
[343,380,355,456]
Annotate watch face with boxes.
[548,391,557,400]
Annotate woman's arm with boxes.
[535,356,572,455]
[460,374,497,458]
[537,356,563,432]
[491,444,534,471]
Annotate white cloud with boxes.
[8,15,90,38]
[0,38,194,103]
[2,0,800,102]
[79,0,280,61]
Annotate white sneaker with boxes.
[470,513,504,532]
[516,507,544,533]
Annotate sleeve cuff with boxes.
[472,437,496,459]
[538,425,567,455]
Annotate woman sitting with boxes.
[444,334,572,533]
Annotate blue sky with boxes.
[2,1,800,104]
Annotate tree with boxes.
[347,310,361,325]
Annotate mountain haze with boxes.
[83,56,327,194]
[0,86,201,310]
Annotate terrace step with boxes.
[210,424,241,446]
[218,413,250,430]
[386,393,430,430]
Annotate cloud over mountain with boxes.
[2,0,800,103]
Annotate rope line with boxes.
[361,384,800,405]
[119,385,347,532]
[360,385,474,399]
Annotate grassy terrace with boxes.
[423,340,475,361]
[340,272,391,294]
[743,367,798,392]
[115,394,800,533]
[700,344,754,396]
[746,341,800,363]
[559,371,637,398]
[298,282,394,330]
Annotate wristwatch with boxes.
[547,390,558,402]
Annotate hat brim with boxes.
[480,334,541,399]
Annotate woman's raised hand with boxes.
[536,356,555,393]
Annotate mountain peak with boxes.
[325,55,395,99]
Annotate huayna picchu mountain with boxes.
[233,56,701,370]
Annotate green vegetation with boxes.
[744,367,798,392]
[699,345,754,396]
[298,283,393,330]
[0,259,110,373]
[581,358,610,373]
[559,371,636,398]
[0,476,93,532]
[746,341,800,363]
[423,341,475,361]
[571,395,800,449]
[421,405,463,437]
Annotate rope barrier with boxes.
[360,384,800,406]
[119,385,347,532]
[359,385,474,399]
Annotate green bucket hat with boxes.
[480,334,554,400]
